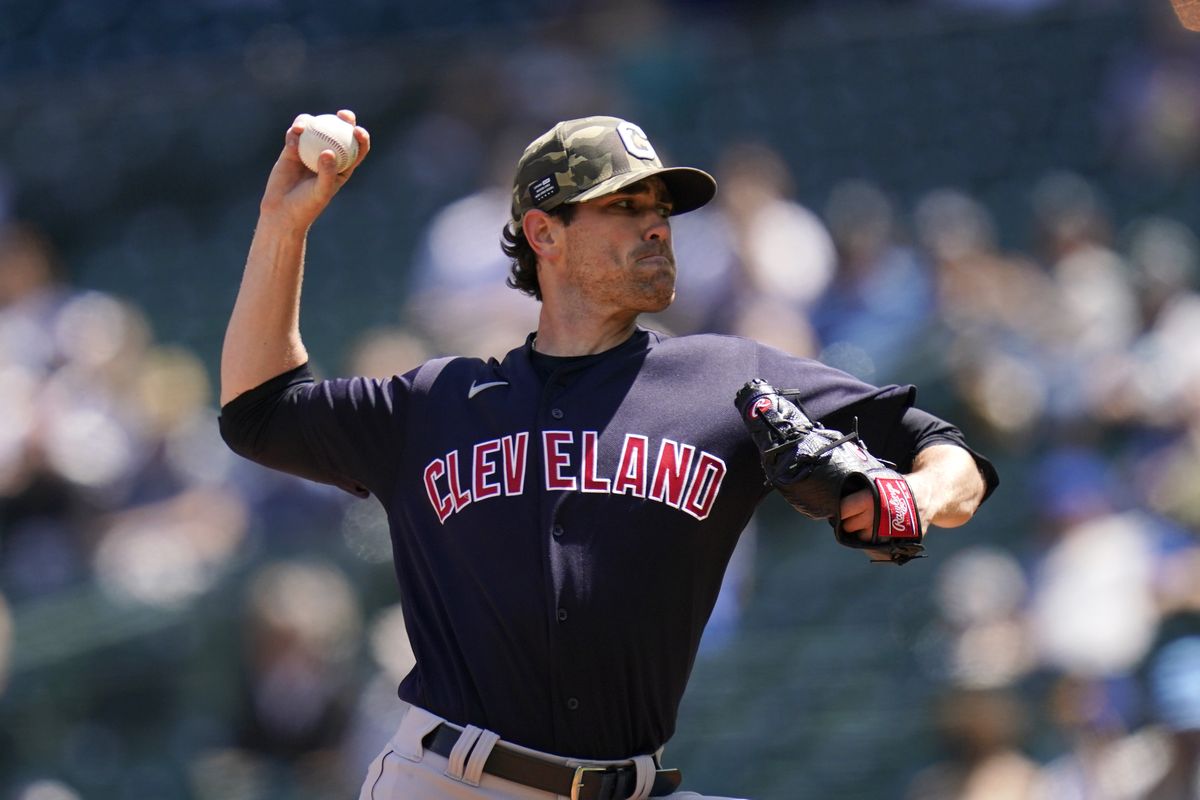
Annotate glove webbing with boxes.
[764,427,864,485]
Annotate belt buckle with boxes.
[570,765,607,800]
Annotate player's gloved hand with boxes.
[260,109,370,231]
[734,378,925,565]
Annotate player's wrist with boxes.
[899,471,935,532]
[254,206,313,241]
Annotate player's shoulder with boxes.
[410,354,504,391]
[645,329,866,394]
[646,329,796,362]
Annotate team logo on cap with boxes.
[617,121,657,161]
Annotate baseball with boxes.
[298,114,359,173]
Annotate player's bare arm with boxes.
[907,443,988,527]
[839,443,986,536]
[220,110,370,406]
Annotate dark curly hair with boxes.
[501,204,577,301]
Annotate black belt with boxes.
[421,723,683,800]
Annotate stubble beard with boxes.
[564,236,677,313]
[630,241,677,312]
[641,262,676,312]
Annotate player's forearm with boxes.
[906,444,987,528]
[220,217,310,406]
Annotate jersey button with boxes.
[566,697,580,711]
[557,607,568,622]
[551,524,564,537]
[550,408,564,420]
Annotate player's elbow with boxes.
[911,445,989,530]
[217,408,259,461]
[929,472,988,528]
[929,504,977,530]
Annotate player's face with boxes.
[560,178,676,313]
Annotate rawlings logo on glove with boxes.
[735,378,925,565]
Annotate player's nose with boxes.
[643,213,671,242]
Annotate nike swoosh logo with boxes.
[468,380,509,399]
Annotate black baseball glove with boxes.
[735,378,925,565]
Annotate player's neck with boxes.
[533,307,638,356]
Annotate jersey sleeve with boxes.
[218,362,413,499]
[752,342,916,433]
[828,403,1000,501]
[751,341,998,500]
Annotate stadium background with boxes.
[3,1,1200,798]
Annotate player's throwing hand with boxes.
[260,109,370,231]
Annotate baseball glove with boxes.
[735,378,925,565]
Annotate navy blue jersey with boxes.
[219,327,996,759]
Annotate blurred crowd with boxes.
[3,1,1200,799]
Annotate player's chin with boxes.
[637,279,676,313]
[633,263,675,306]
[646,293,675,313]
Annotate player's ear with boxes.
[523,209,561,260]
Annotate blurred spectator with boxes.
[343,326,430,382]
[812,179,935,384]
[1138,392,1200,550]
[0,227,99,600]
[38,292,154,502]
[1125,217,1200,344]
[341,603,418,786]
[92,483,248,611]
[649,139,834,351]
[925,545,1033,689]
[1134,632,1200,799]
[0,223,71,494]
[905,687,1039,800]
[0,223,300,797]
[1029,172,1125,327]
[1021,445,1200,796]
[236,560,361,758]
[191,560,364,799]
[400,37,617,359]
[1025,448,1160,679]
[1023,622,1200,799]
[1101,3,1200,176]
[1101,216,1200,428]
[1031,674,1152,800]
[1145,428,1200,536]
[915,188,1054,345]
[913,188,1058,444]
[401,131,544,359]
[0,223,65,318]
[11,780,83,800]
[705,140,834,354]
[1027,172,1140,426]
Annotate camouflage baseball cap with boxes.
[510,116,717,223]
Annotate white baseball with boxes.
[297,114,359,173]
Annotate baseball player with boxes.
[219,111,998,799]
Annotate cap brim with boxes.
[568,166,717,215]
